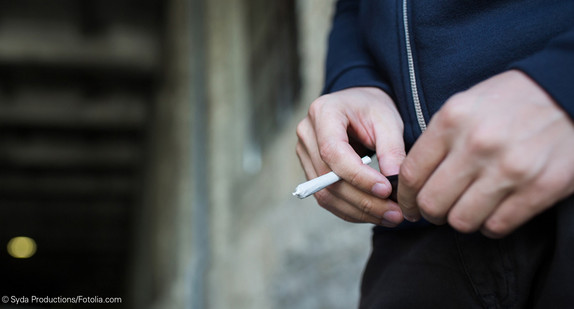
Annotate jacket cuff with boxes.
[323,65,393,96]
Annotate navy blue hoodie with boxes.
[324,0,574,150]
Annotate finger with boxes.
[329,180,404,226]
[304,147,402,226]
[374,119,406,176]
[480,186,550,239]
[315,108,392,199]
[298,114,401,226]
[296,141,319,180]
[296,118,331,175]
[315,187,400,227]
[398,126,449,221]
[446,175,513,233]
[415,153,476,225]
[301,135,402,226]
[298,118,395,225]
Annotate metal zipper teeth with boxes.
[402,0,427,133]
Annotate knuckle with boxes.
[467,127,501,154]
[358,211,371,224]
[448,212,479,234]
[383,146,407,162]
[482,218,510,239]
[499,155,531,181]
[358,197,375,217]
[416,195,444,222]
[318,140,340,164]
[308,95,329,119]
[314,190,332,208]
[295,120,308,141]
[398,196,416,211]
[399,160,421,189]
[436,95,470,129]
[348,168,363,187]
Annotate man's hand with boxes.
[296,87,406,227]
[398,70,574,238]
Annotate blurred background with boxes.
[0,0,373,308]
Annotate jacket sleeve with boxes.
[322,0,391,95]
[511,27,574,119]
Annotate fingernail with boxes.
[382,210,402,224]
[404,214,421,222]
[371,183,389,199]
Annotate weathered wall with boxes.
[205,0,373,308]
[128,0,202,308]
[129,0,373,308]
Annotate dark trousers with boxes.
[359,196,574,309]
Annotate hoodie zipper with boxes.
[402,0,427,133]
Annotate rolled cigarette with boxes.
[292,156,372,199]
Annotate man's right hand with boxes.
[296,87,406,227]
